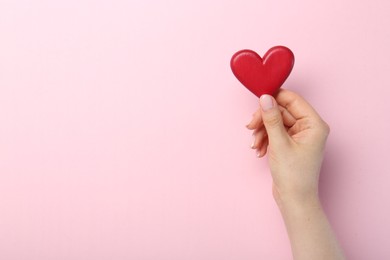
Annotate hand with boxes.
[246,90,345,259]
[246,89,330,205]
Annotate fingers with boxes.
[278,105,296,127]
[275,89,321,120]
[257,138,268,157]
[252,128,268,158]
[246,108,262,130]
[246,89,326,158]
[259,95,290,148]
[251,126,267,149]
[246,104,296,130]
[246,97,296,158]
[275,89,330,143]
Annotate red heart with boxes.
[230,46,294,97]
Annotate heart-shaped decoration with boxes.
[230,46,294,97]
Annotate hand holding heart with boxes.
[233,48,344,259]
[232,46,330,202]
[230,46,329,186]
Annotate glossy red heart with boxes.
[230,46,294,97]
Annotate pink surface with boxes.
[0,0,389,259]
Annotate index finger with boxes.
[275,89,321,120]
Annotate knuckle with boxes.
[320,120,330,136]
[265,114,282,127]
[314,119,330,138]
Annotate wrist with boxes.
[272,184,321,211]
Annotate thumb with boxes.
[259,94,290,147]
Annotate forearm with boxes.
[277,195,345,260]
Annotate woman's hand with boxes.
[246,89,330,205]
[247,89,345,259]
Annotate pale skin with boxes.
[246,89,345,260]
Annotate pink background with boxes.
[1,0,389,259]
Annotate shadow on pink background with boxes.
[0,0,389,259]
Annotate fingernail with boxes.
[256,151,261,157]
[251,139,255,149]
[260,95,274,111]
